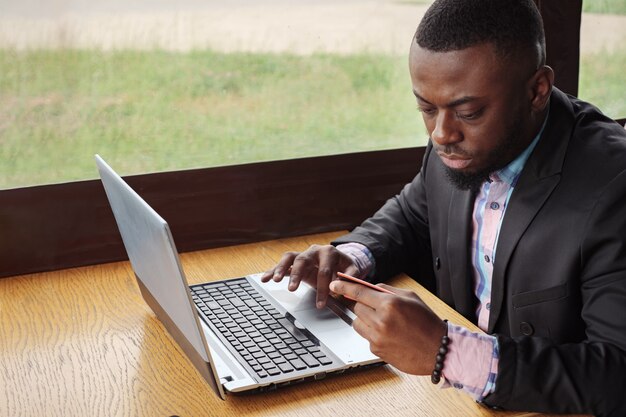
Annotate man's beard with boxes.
[444,166,491,192]
[441,117,525,192]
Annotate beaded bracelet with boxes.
[431,319,449,384]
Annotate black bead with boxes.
[431,319,451,385]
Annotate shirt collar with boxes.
[491,112,549,186]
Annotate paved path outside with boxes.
[0,0,624,55]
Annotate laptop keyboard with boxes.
[190,279,334,379]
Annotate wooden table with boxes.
[0,232,587,417]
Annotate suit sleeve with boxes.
[484,170,626,416]
[332,144,434,285]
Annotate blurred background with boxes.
[1,0,624,189]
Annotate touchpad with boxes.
[290,308,377,364]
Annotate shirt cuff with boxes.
[335,243,375,278]
[440,322,499,401]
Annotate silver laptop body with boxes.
[95,155,381,399]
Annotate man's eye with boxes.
[418,107,436,116]
[457,109,483,120]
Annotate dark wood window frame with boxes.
[0,148,424,278]
[3,1,622,279]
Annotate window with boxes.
[0,1,435,189]
[578,0,626,119]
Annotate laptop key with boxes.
[268,352,281,359]
[278,362,294,373]
[262,346,276,354]
[318,356,333,365]
[289,359,308,370]
[245,299,260,308]
[300,354,320,368]
[266,367,281,376]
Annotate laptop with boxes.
[95,155,382,399]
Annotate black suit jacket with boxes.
[333,88,626,416]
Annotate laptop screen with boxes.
[96,155,210,363]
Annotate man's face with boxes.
[409,43,535,190]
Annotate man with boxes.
[262,0,626,415]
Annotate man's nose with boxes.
[431,112,461,146]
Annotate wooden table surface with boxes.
[0,231,587,417]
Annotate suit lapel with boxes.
[447,187,477,321]
[487,175,560,332]
[487,88,574,333]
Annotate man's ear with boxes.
[528,65,554,112]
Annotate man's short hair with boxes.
[414,0,546,67]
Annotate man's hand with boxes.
[261,244,360,308]
[329,280,446,375]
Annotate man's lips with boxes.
[437,152,472,169]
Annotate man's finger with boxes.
[260,268,275,282]
[261,252,298,283]
[329,280,387,308]
[353,301,379,327]
[315,246,340,308]
[289,252,317,291]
